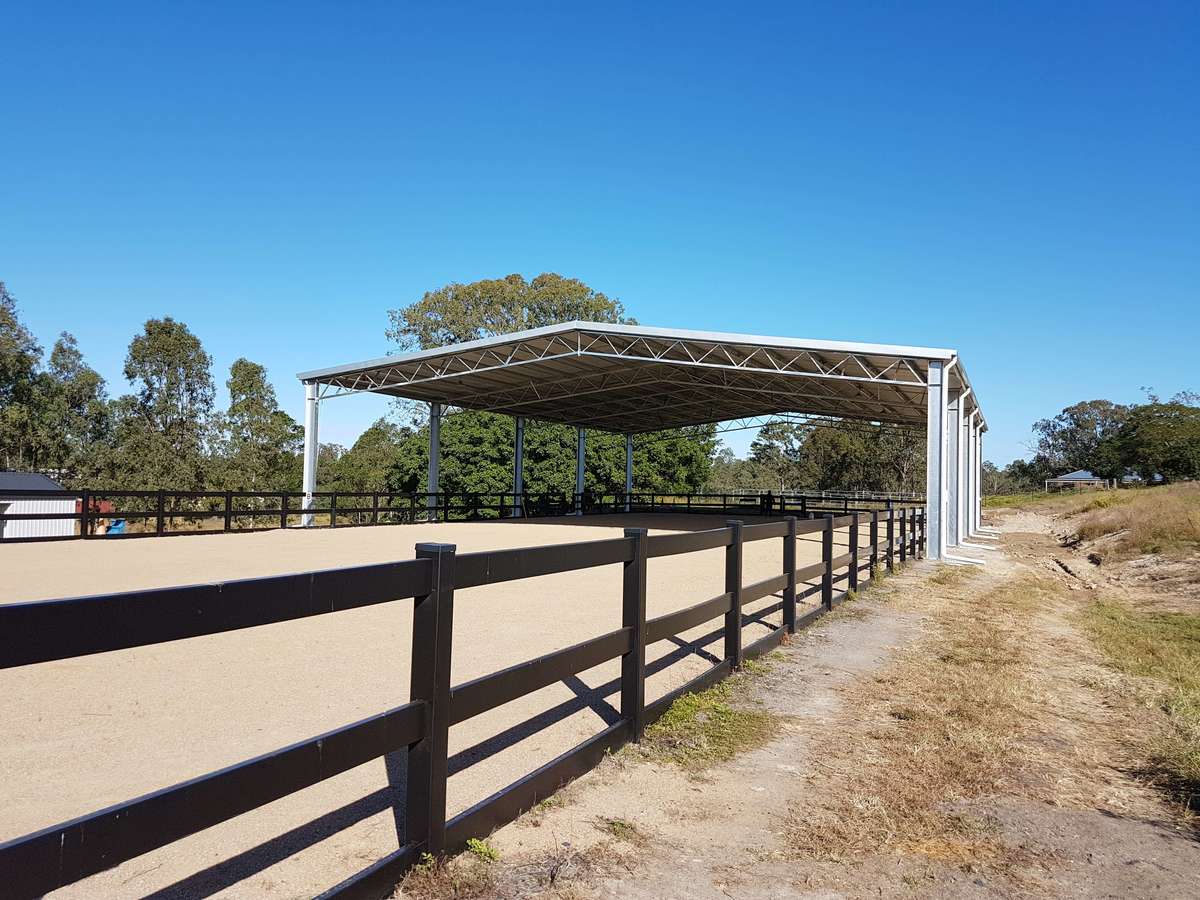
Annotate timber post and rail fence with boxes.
[0,504,925,898]
[0,488,924,542]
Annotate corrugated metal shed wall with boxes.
[0,498,76,539]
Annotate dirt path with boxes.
[443,515,1200,899]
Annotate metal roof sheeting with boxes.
[298,321,985,433]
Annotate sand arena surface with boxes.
[0,514,851,898]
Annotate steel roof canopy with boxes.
[298,321,985,433]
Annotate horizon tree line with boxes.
[7,276,1192,501]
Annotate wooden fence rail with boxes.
[0,489,923,542]
[0,507,925,898]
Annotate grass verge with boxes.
[1083,598,1200,810]
[786,574,1051,866]
[1075,483,1200,559]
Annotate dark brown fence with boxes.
[0,488,923,542]
[0,507,924,899]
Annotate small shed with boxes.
[1044,470,1111,492]
[0,472,76,539]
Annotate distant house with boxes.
[0,472,75,539]
[1044,470,1111,492]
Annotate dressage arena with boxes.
[1,513,853,898]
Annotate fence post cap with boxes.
[623,527,648,538]
[415,542,457,555]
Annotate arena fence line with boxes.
[0,507,924,899]
[0,488,924,541]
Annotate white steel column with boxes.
[513,416,525,518]
[427,402,441,522]
[969,413,981,534]
[301,381,320,527]
[575,427,586,515]
[624,433,633,513]
[964,413,975,535]
[976,425,985,531]
[925,360,949,560]
[946,390,963,547]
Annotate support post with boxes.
[513,416,525,518]
[849,512,859,593]
[971,414,982,533]
[575,427,586,516]
[725,520,744,667]
[406,542,456,856]
[427,402,441,522]
[783,516,797,633]
[821,514,834,609]
[886,508,895,572]
[925,360,949,559]
[947,389,963,547]
[301,381,319,526]
[899,507,908,563]
[869,511,879,579]
[622,528,648,740]
[976,427,985,531]
[624,433,633,513]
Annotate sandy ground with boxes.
[467,513,1200,899]
[0,514,870,898]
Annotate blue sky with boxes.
[3,1,1197,465]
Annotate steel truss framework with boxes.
[297,322,988,559]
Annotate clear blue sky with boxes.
[3,2,1197,465]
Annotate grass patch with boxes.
[634,666,781,771]
[1075,483,1200,558]
[595,817,644,843]
[1083,598,1200,809]
[984,491,1055,509]
[465,837,500,863]
[786,574,1050,865]
[397,851,495,899]
[929,564,981,586]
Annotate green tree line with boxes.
[984,395,1200,494]
[2,273,947,500]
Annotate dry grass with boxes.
[786,574,1052,866]
[928,564,982,586]
[396,852,497,899]
[396,841,631,899]
[1083,598,1200,810]
[1075,483,1200,558]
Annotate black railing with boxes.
[0,507,925,898]
[0,488,924,542]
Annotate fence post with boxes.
[724,520,744,668]
[406,542,456,856]
[869,511,879,580]
[224,490,233,532]
[372,491,380,526]
[899,508,908,563]
[156,490,165,536]
[913,508,920,557]
[280,492,288,530]
[821,514,834,609]
[81,489,90,538]
[886,508,895,572]
[919,508,926,557]
[330,492,337,528]
[848,512,859,593]
[783,516,797,633]
[622,528,648,740]
[801,495,807,518]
